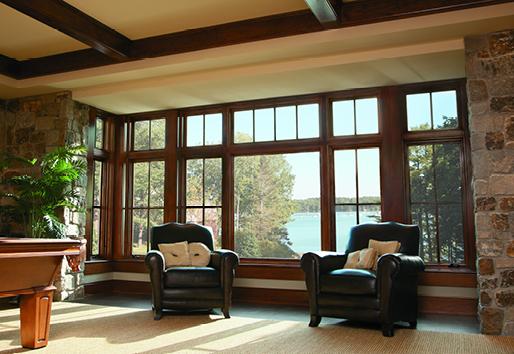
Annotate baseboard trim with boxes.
[84,280,477,316]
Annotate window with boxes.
[186,113,222,146]
[334,148,381,251]
[185,158,223,249]
[408,143,464,265]
[233,103,319,143]
[234,152,321,259]
[332,97,379,136]
[404,85,470,267]
[131,161,165,255]
[133,118,166,150]
[88,115,109,259]
[406,90,458,131]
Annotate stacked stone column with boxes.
[466,29,514,335]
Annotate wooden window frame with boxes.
[94,78,475,287]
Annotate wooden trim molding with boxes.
[84,280,477,316]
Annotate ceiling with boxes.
[0,1,514,114]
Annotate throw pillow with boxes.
[344,248,377,270]
[368,239,401,270]
[189,242,211,267]
[158,241,191,267]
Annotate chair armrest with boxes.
[301,252,347,295]
[210,249,239,288]
[144,250,166,311]
[377,253,425,278]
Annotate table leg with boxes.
[19,288,54,349]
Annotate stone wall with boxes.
[466,29,514,335]
[0,91,89,301]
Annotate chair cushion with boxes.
[320,268,376,295]
[164,267,220,288]
[344,248,377,270]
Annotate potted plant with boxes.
[0,145,86,238]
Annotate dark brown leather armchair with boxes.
[301,222,424,337]
[145,222,239,320]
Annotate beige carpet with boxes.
[0,302,513,354]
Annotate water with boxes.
[285,212,380,254]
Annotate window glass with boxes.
[254,108,274,142]
[333,97,378,136]
[133,162,149,207]
[134,120,150,150]
[276,106,296,140]
[298,104,319,139]
[95,118,104,149]
[234,110,253,143]
[186,115,203,147]
[334,148,381,252]
[355,98,379,134]
[332,100,354,136]
[185,158,223,249]
[234,152,321,259]
[150,119,166,150]
[408,143,464,264]
[205,113,223,145]
[432,91,458,129]
[407,90,458,131]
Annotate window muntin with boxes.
[334,148,381,252]
[332,97,379,136]
[234,152,321,259]
[233,103,320,144]
[131,160,165,255]
[186,113,222,147]
[133,118,166,151]
[407,90,458,131]
[408,143,464,265]
[185,158,223,249]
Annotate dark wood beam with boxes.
[304,0,340,29]
[1,0,131,60]
[2,0,511,79]
[0,54,20,78]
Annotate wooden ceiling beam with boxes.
[304,0,341,29]
[1,0,131,60]
[1,0,510,79]
[0,54,20,78]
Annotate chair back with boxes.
[150,222,214,251]
[346,222,419,256]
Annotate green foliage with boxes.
[409,116,464,264]
[233,147,297,258]
[0,146,86,238]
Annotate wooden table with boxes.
[0,238,86,349]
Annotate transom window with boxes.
[406,90,458,131]
[332,97,379,136]
[233,103,320,144]
[186,113,223,146]
[133,118,166,150]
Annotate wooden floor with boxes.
[75,294,480,335]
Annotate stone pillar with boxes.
[465,29,514,335]
[0,92,89,301]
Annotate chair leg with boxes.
[222,307,230,319]
[382,323,394,337]
[309,315,321,327]
[409,321,417,329]
[153,308,162,321]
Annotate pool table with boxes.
[0,238,86,349]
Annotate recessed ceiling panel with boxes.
[0,4,87,60]
[65,0,308,39]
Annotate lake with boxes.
[285,212,380,254]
